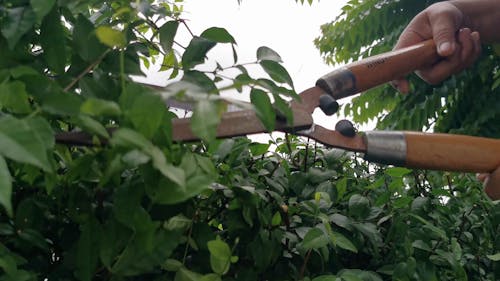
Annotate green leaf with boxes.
[336,177,347,201]
[271,212,282,226]
[110,128,185,187]
[182,70,218,93]
[330,231,357,253]
[348,194,370,219]
[159,21,179,53]
[164,214,192,232]
[301,228,329,250]
[73,16,107,61]
[312,275,338,281]
[40,9,66,73]
[249,142,270,156]
[250,88,276,132]
[201,27,236,44]
[120,87,165,139]
[182,36,216,69]
[201,273,222,281]
[75,219,101,281]
[0,116,53,172]
[80,98,121,117]
[1,7,37,49]
[0,81,31,114]
[259,60,294,88]
[30,0,56,22]
[257,46,282,62]
[163,259,183,272]
[175,267,203,281]
[0,156,13,217]
[95,26,126,48]
[74,115,110,139]
[385,167,412,178]
[191,100,220,143]
[487,253,500,261]
[9,66,39,78]
[145,153,213,205]
[207,238,232,275]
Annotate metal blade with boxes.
[297,125,367,153]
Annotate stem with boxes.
[119,49,126,91]
[64,50,110,92]
[182,221,194,265]
[303,138,310,172]
[180,19,195,37]
[298,249,312,280]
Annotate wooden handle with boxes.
[404,132,500,173]
[316,39,439,99]
[364,131,500,173]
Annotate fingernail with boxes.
[438,42,453,55]
[471,32,480,41]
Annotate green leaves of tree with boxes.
[0,116,53,172]
[0,156,13,217]
[182,37,216,69]
[250,89,276,132]
[200,27,236,44]
[159,21,179,53]
[30,0,56,22]
[182,27,235,69]
[0,7,36,49]
[191,100,221,143]
[95,26,127,49]
[40,8,66,73]
[257,46,282,62]
[207,237,234,275]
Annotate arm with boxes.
[392,0,500,200]
[392,0,500,92]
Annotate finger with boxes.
[428,6,462,56]
[470,31,482,63]
[390,78,410,94]
[458,28,474,61]
[393,12,431,50]
[458,28,482,68]
[477,173,489,182]
[484,167,500,200]
[416,48,462,84]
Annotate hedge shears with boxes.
[57,40,500,173]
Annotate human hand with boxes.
[478,168,500,200]
[392,2,482,93]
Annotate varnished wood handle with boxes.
[316,39,439,99]
[364,131,500,173]
[404,132,500,173]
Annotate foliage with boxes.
[315,0,500,137]
[0,0,498,281]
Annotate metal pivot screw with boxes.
[335,119,356,137]
[319,94,339,116]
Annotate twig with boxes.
[180,19,195,37]
[298,249,312,280]
[63,50,111,92]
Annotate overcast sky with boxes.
[179,0,348,92]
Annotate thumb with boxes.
[429,10,461,56]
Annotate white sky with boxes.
[145,0,355,131]
[180,0,348,92]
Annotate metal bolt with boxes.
[319,94,339,116]
[335,119,356,137]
